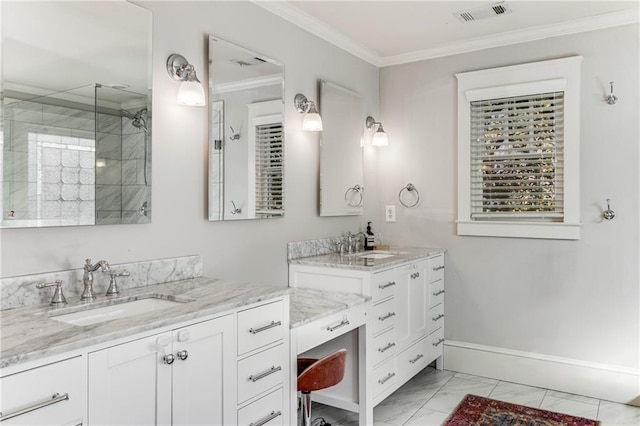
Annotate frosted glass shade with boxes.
[372,130,388,146]
[302,112,323,131]
[177,80,205,106]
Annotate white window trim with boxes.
[456,56,582,240]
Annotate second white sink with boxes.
[50,296,193,326]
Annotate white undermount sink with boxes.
[49,295,194,326]
[352,250,406,260]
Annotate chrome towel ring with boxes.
[345,184,364,207]
[399,183,420,208]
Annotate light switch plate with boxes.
[385,205,396,222]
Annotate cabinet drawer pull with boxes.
[327,319,350,332]
[409,353,425,364]
[176,349,189,361]
[410,272,420,279]
[378,372,396,385]
[432,313,445,321]
[0,392,69,422]
[433,265,445,271]
[378,281,396,290]
[378,342,396,353]
[433,338,445,347]
[248,365,282,382]
[378,312,396,322]
[249,320,282,334]
[249,410,282,426]
[432,289,445,296]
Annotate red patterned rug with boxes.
[444,394,600,425]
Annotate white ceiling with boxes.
[255,0,640,67]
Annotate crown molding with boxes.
[252,0,383,67]
[253,2,639,68]
[379,8,640,67]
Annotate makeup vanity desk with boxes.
[289,288,371,424]
[289,247,446,426]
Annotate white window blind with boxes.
[470,91,564,221]
[255,122,283,216]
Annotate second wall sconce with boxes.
[294,93,323,131]
[366,116,388,146]
[166,53,206,106]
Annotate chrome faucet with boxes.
[346,231,366,254]
[82,259,110,301]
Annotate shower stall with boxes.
[1,83,152,227]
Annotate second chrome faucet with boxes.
[81,259,110,301]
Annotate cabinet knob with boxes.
[163,354,175,365]
[176,350,189,361]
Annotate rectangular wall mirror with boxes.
[319,80,364,216]
[208,35,284,221]
[1,1,152,228]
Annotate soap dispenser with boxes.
[365,222,375,250]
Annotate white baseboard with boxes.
[444,340,640,407]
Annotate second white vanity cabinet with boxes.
[88,314,235,425]
[289,250,444,407]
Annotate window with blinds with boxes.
[255,122,284,217]
[470,91,564,221]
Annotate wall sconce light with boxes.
[366,116,388,146]
[294,93,323,131]
[605,81,618,105]
[166,53,206,106]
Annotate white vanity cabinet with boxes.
[289,252,444,407]
[88,314,235,425]
[0,356,84,425]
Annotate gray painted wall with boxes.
[0,1,381,285]
[378,24,639,369]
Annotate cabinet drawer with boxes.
[372,357,398,398]
[238,300,285,355]
[397,336,430,383]
[428,255,445,283]
[372,297,396,336]
[371,327,398,366]
[372,269,400,302]
[294,302,366,354]
[428,327,445,360]
[238,344,286,404]
[430,280,445,308]
[238,387,284,426]
[0,356,83,426]
[428,303,444,333]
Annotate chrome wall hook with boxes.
[603,199,615,220]
[605,82,618,105]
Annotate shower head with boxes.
[120,108,148,133]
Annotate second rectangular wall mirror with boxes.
[208,35,284,221]
[319,80,364,216]
[1,1,152,228]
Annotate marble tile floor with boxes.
[308,367,640,425]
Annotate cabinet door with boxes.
[172,314,235,426]
[396,261,429,349]
[88,332,172,426]
[408,261,429,341]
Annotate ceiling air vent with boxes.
[454,2,512,23]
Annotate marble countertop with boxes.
[289,287,370,329]
[1,277,372,371]
[0,277,290,370]
[288,247,445,271]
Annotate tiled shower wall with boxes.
[2,99,96,226]
[2,98,151,225]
